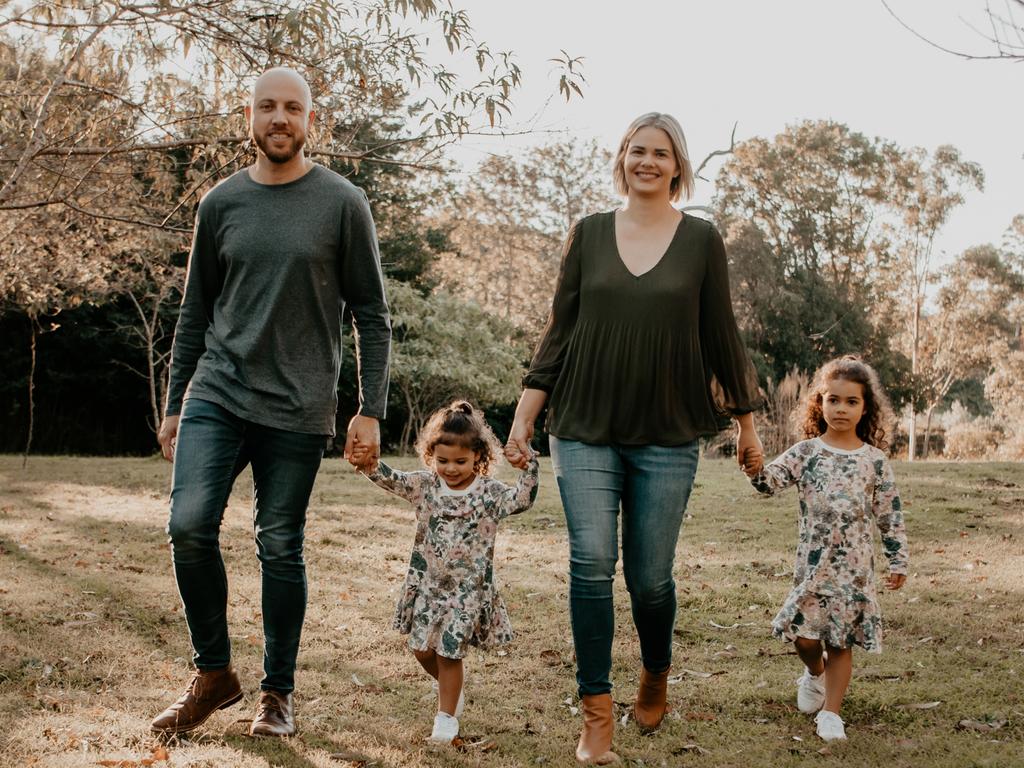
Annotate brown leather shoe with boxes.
[249,690,295,737]
[634,666,670,733]
[575,693,620,765]
[150,667,243,734]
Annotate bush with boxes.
[944,421,1003,460]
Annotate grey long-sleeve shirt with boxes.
[165,165,391,436]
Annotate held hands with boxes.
[886,572,907,590]
[504,418,534,470]
[345,414,380,472]
[157,415,180,462]
[737,429,764,478]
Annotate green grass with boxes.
[0,454,1022,767]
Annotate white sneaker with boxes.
[815,710,846,741]
[796,669,826,713]
[428,712,459,743]
[431,680,465,717]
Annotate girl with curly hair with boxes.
[749,355,908,742]
[360,400,539,744]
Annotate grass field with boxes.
[0,453,1022,768]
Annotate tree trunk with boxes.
[908,296,921,462]
[22,317,37,468]
[922,405,935,460]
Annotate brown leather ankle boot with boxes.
[575,693,620,765]
[633,666,670,732]
[150,667,243,735]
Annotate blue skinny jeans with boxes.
[549,436,699,697]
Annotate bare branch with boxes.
[694,122,738,182]
[880,0,1022,61]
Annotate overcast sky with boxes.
[437,0,1022,261]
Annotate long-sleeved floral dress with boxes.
[365,456,540,659]
[751,438,908,652]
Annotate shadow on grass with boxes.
[221,729,406,768]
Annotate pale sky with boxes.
[438,0,1022,262]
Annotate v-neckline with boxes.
[612,210,685,279]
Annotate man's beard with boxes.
[254,130,304,164]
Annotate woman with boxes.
[505,112,764,765]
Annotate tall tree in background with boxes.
[0,1,584,231]
[441,137,618,338]
[914,244,1023,456]
[883,145,983,459]
[713,121,906,385]
[385,279,524,453]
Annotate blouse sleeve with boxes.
[496,454,541,519]
[699,224,763,415]
[750,444,803,496]
[522,220,583,392]
[872,457,909,574]
[362,461,427,504]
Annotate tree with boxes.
[882,145,984,459]
[386,279,524,453]
[914,244,1023,456]
[440,137,619,338]
[0,2,583,232]
[714,121,907,386]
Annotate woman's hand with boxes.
[886,572,907,590]
[505,418,534,470]
[505,388,548,470]
[735,413,763,477]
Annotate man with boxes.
[150,67,390,737]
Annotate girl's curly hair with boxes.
[415,400,503,475]
[801,355,894,450]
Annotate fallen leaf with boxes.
[453,736,498,752]
[539,649,562,666]
[817,746,832,756]
[685,711,716,721]
[898,701,942,710]
[328,748,374,765]
[957,718,1006,732]
[351,674,364,687]
[679,668,724,678]
[672,743,710,755]
[709,620,741,629]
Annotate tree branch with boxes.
[694,121,738,182]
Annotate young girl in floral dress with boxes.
[360,401,539,744]
[748,356,908,742]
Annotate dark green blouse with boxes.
[523,211,762,446]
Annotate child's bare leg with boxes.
[822,645,852,713]
[436,655,464,716]
[794,637,825,675]
[413,648,439,680]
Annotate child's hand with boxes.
[886,572,906,590]
[347,441,377,472]
[740,446,764,478]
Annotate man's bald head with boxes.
[250,67,313,113]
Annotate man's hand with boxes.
[157,415,180,462]
[345,414,380,470]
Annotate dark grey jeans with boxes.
[167,398,324,693]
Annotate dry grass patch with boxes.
[1,454,1022,767]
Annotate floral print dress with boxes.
[751,438,908,652]
[365,456,540,659]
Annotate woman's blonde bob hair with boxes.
[612,112,695,202]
